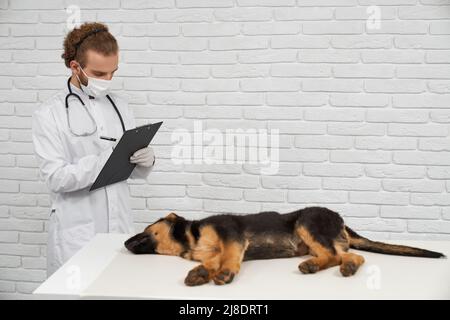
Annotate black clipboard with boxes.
[89,121,163,191]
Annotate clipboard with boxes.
[89,121,163,191]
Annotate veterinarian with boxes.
[32,22,155,277]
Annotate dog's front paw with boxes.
[340,262,357,277]
[213,269,235,285]
[299,260,319,274]
[184,265,210,286]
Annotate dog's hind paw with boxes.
[213,269,235,285]
[184,265,210,286]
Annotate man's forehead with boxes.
[84,50,118,70]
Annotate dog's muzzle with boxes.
[124,232,156,254]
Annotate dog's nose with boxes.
[124,233,154,254]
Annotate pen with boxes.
[100,136,117,142]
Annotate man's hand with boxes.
[130,146,155,167]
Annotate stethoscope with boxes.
[65,77,126,137]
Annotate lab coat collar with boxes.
[68,79,95,100]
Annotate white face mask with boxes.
[76,65,113,97]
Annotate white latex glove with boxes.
[130,146,155,167]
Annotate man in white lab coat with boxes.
[32,22,155,277]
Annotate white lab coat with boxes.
[32,82,153,277]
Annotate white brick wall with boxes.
[1,0,450,298]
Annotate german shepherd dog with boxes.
[125,207,445,286]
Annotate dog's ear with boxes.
[165,212,179,222]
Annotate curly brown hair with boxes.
[61,22,118,68]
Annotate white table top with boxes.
[34,233,450,300]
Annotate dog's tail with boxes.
[345,226,446,259]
